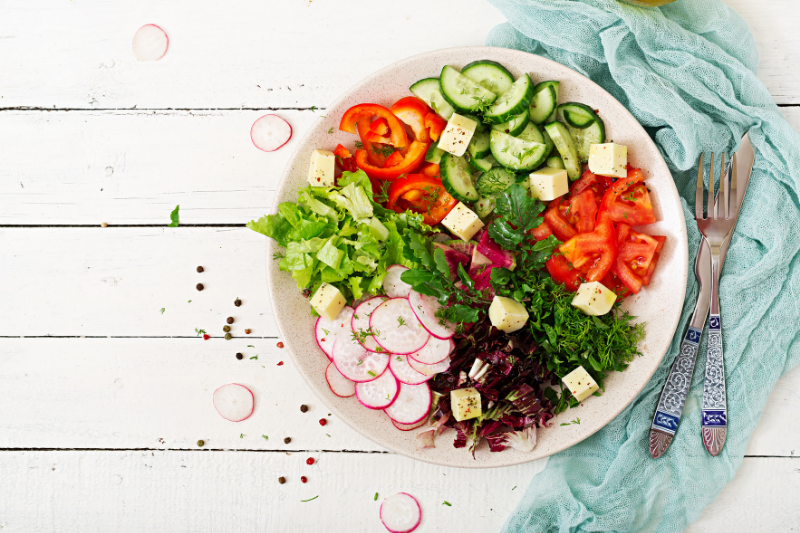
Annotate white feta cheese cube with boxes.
[307,149,336,187]
[441,202,484,241]
[310,283,346,322]
[562,366,600,403]
[571,281,617,316]
[450,387,482,422]
[588,143,627,178]
[529,167,569,201]
[488,295,529,333]
[437,113,478,157]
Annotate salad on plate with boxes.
[249,60,666,455]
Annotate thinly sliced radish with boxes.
[251,114,292,152]
[356,369,400,409]
[132,24,169,62]
[316,306,354,360]
[371,298,429,355]
[380,493,422,533]
[352,296,388,352]
[389,354,430,385]
[391,416,429,431]
[384,382,431,425]
[326,362,356,398]
[408,355,451,377]
[333,335,389,383]
[212,383,254,422]
[408,337,454,365]
[408,290,456,339]
[383,265,412,298]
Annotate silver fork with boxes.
[696,153,737,456]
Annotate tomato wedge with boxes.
[386,174,457,225]
[570,170,612,203]
[543,189,598,240]
[425,112,448,142]
[390,97,432,143]
[611,223,666,293]
[601,272,632,299]
[559,219,617,282]
[339,103,409,149]
[529,217,553,242]
[598,167,656,226]
[545,253,583,292]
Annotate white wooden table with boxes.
[1,1,798,531]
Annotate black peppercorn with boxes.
[300,404,309,413]
[234,299,242,307]
[223,325,231,333]
[196,266,204,273]
[236,353,243,360]
[284,437,291,444]
[196,283,204,291]
[226,317,234,324]
[224,333,232,340]
[278,477,286,484]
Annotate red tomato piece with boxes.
[543,189,598,240]
[529,217,553,242]
[598,167,656,226]
[570,169,612,203]
[611,223,667,294]
[390,96,432,143]
[386,174,457,225]
[559,219,617,282]
[545,253,583,292]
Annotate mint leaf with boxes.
[168,205,180,227]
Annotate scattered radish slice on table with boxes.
[389,354,430,385]
[380,492,422,533]
[384,382,431,425]
[382,265,412,298]
[333,335,389,383]
[408,355,452,377]
[356,369,400,409]
[408,337,454,365]
[251,114,292,152]
[370,298,429,355]
[325,362,356,398]
[408,290,457,339]
[351,297,388,352]
[315,306,354,360]
[212,383,254,422]
[132,24,169,61]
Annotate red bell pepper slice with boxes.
[333,144,351,159]
[355,140,429,181]
[383,150,405,168]
[369,118,389,136]
[386,174,458,225]
[597,167,656,226]
[418,162,440,178]
[559,219,617,282]
[545,253,583,292]
[611,223,666,293]
[529,217,553,242]
[424,112,448,142]
[339,103,409,149]
[543,189,598,241]
[390,97,432,143]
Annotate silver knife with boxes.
[649,134,755,459]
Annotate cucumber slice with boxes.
[489,130,548,172]
[543,122,581,180]
[491,107,530,137]
[462,60,514,96]
[541,125,555,157]
[476,167,515,197]
[566,120,606,162]
[467,153,496,173]
[439,66,497,115]
[516,122,545,144]
[529,81,559,124]
[467,130,491,159]
[462,114,488,133]
[557,103,597,129]
[484,73,534,124]
[440,152,480,202]
[475,197,496,219]
[546,155,565,169]
[425,144,445,164]
[410,78,454,120]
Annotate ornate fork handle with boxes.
[702,250,728,456]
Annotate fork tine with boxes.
[730,153,738,219]
[708,153,715,219]
[720,152,728,219]
[695,153,704,220]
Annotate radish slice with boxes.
[389,354,430,385]
[316,306,354,360]
[370,298,430,355]
[352,296,388,352]
[408,337,454,365]
[132,24,169,62]
[212,383,254,422]
[333,335,389,383]
[391,416,429,431]
[325,362,356,398]
[384,382,431,425]
[356,369,400,409]
[251,114,293,152]
[408,290,456,339]
[382,265,412,298]
[408,355,451,377]
[380,493,422,533]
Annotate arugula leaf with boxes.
[489,184,546,248]
[433,247,451,279]
[404,231,436,271]
[443,304,480,323]
[168,205,180,227]
[456,263,474,290]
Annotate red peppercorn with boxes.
[318,418,327,426]
[277,361,284,366]
[203,334,210,340]
[277,342,285,349]
[300,476,308,483]
[306,457,315,465]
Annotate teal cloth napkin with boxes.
[485,0,800,531]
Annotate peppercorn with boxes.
[245,329,252,335]
[277,342,285,349]
[196,283,204,291]
[300,476,308,483]
[224,333,232,340]
[306,457,315,465]
[226,316,234,324]
[278,477,286,484]
[197,266,204,273]
[319,418,327,426]
[223,325,231,333]
[236,353,243,360]
[284,437,291,444]
[197,440,205,447]
[300,405,309,413]
[234,299,242,307]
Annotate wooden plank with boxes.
[2,108,797,225]
[0,451,795,532]
[0,336,798,455]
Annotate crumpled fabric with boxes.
[485,0,800,531]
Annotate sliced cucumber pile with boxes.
[467,130,491,160]
[544,122,581,180]
[439,65,497,114]
[440,152,480,202]
[484,73,534,124]
[462,60,514,96]
[491,107,530,136]
[476,167,515,197]
[466,153,496,173]
[557,103,606,162]
[410,78,454,120]
[529,81,559,124]
[489,130,548,172]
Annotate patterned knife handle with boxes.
[649,326,703,459]
[702,314,728,456]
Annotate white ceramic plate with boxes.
[265,47,688,468]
